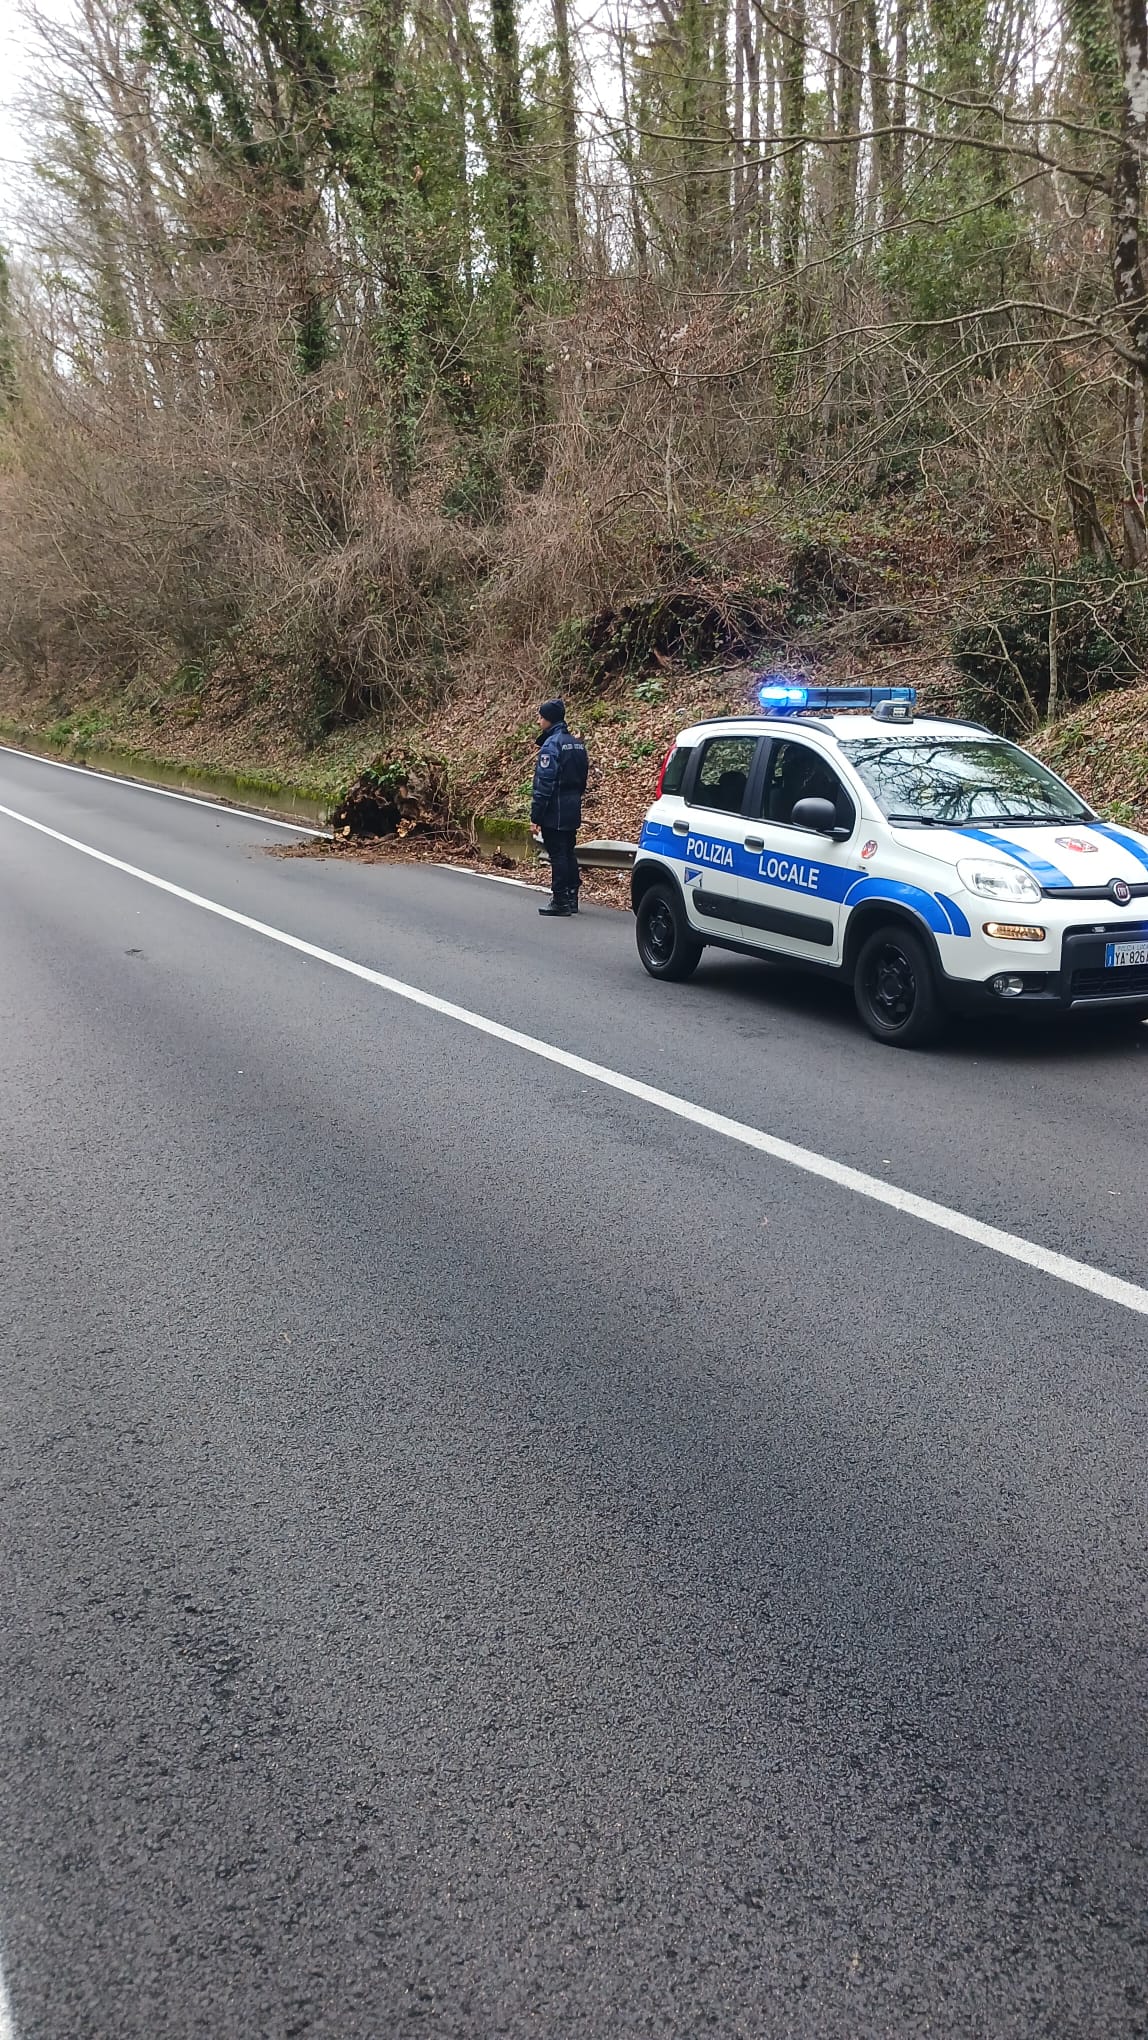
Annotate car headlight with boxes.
[956,857,1043,903]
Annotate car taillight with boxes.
[654,747,675,797]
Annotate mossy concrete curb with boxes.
[0,725,637,863]
[0,722,332,829]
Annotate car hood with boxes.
[887,818,1148,891]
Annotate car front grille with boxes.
[1046,882,1148,903]
[1071,965,1148,999]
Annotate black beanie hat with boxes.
[539,697,565,723]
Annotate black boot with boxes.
[538,895,574,917]
[564,891,580,914]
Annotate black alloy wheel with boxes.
[635,883,704,982]
[854,922,942,1047]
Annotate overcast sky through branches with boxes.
[1,0,75,238]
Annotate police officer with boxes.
[531,698,588,917]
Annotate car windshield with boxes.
[838,736,1091,826]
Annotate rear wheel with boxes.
[636,882,703,982]
[854,922,942,1048]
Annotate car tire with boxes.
[854,922,943,1047]
[636,882,703,982]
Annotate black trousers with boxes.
[541,826,580,897]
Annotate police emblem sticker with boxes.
[860,839,878,861]
[1055,835,1098,854]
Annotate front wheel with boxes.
[854,922,943,1048]
[635,883,703,982]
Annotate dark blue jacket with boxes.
[531,721,588,829]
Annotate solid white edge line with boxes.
[0,741,329,838]
[0,1957,15,2040]
[436,863,544,890]
[4,795,1147,1320]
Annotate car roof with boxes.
[673,713,991,745]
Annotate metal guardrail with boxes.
[576,839,639,870]
[536,839,638,871]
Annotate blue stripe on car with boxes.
[956,827,1070,889]
[638,824,970,935]
[1090,822,1148,875]
[841,875,958,935]
[935,892,972,937]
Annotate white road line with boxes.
[4,795,1148,1320]
[0,741,329,837]
[0,1958,15,2040]
[436,863,544,890]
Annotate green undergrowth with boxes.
[6,509,1148,839]
[0,711,359,815]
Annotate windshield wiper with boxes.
[886,810,1089,829]
[966,813,1090,828]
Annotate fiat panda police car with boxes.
[631,684,1148,1046]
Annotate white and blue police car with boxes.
[631,683,1148,1046]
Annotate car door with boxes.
[679,733,761,942]
[738,736,857,963]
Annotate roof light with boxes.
[757,683,811,711]
[755,681,917,717]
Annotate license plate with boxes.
[1105,940,1148,967]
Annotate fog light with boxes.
[984,922,1046,941]
[991,974,1026,997]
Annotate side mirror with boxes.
[790,796,839,835]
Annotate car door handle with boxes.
[672,820,690,835]
[744,836,764,852]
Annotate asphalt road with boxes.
[1,743,1147,2039]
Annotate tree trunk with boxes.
[1046,357,1114,559]
[491,0,546,462]
[617,23,650,277]
[831,0,862,250]
[368,0,419,498]
[552,0,583,286]
[778,0,806,273]
[710,0,732,273]
[1112,0,1148,566]
[680,0,707,277]
[1046,556,1060,724]
[864,0,892,221]
[733,0,747,255]
[760,11,776,263]
[746,4,765,262]
[1122,372,1148,565]
[889,0,909,215]
[0,247,15,407]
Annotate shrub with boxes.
[953,563,1148,736]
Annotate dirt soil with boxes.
[3,512,1145,850]
[1030,683,1148,829]
[274,829,634,908]
[0,513,979,823]
[283,677,1148,896]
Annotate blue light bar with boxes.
[756,683,810,710]
[755,681,917,716]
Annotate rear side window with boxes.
[661,745,692,795]
[690,736,757,815]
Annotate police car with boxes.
[631,684,1148,1046]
